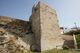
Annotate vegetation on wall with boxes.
[76,34,80,49]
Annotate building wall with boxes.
[39,2,64,51]
[29,2,41,51]
[30,2,64,51]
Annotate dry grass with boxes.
[29,49,80,53]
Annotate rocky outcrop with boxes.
[0,28,27,53]
[0,16,35,53]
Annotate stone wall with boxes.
[39,2,64,51]
[30,2,64,51]
[29,2,41,51]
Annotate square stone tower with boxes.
[30,1,64,51]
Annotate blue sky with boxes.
[0,0,80,28]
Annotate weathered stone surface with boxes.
[30,2,64,51]
[0,28,32,53]
[0,16,34,53]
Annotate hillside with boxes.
[0,16,34,53]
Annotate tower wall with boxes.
[29,3,41,51]
[39,2,64,51]
[30,2,64,51]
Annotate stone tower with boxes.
[30,2,64,51]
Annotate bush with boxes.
[76,34,80,49]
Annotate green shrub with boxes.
[76,34,80,49]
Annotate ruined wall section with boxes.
[0,16,35,52]
[39,2,64,51]
[29,3,41,51]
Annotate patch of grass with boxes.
[29,49,80,53]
